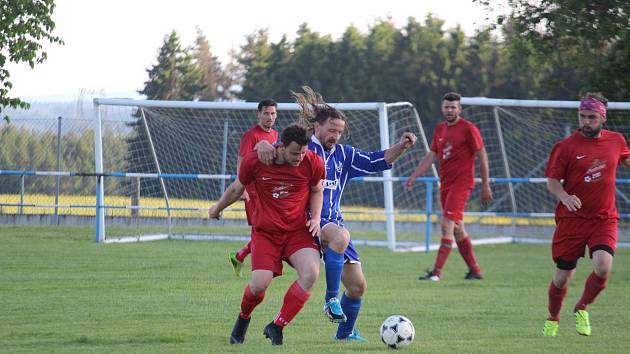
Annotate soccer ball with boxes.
[380,315,415,349]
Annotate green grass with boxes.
[1,225,629,353]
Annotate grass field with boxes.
[1,225,629,353]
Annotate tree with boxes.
[237,29,272,101]
[0,0,63,121]
[219,48,242,101]
[479,0,630,99]
[192,28,223,101]
[139,30,199,100]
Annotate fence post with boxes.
[54,116,62,225]
[19,174,25,215]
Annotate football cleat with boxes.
[229,315,250,344]
[335,329,366,341]
[418,269,440,281]
[324,297,347,323]
[542,319,558,337]
[228,251,243,277]
[464,270,484,280]
[263,322,284,345]
[575,310,591,336]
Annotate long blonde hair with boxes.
[291,86,347,134]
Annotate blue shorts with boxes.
[320,218,361,264]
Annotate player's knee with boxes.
[299,267,319,289]
[329,232,350,252]
[346,279,367,298]
[249,281,270,295]
[591,245,614,277]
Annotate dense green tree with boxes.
[0,0,63,122]
[139,31,198,100]
[288,24,335,97]
[237,29,272,100]
[481,0,630,99]
[329,25,367,101]
[363,19,400,101]
[262,35,293,100]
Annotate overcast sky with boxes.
[8,0,500,99]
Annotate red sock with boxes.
[547,281,567,321]
[239,285,265,320]
[433,238,453,276]
[236,240,251,263]
[456,236,481,273]
[575,272,607,311]
[274,281,311,328]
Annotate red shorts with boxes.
[250,227,319,276]
[552,218,618,262]
[440,187,472,223]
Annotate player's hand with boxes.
[255,140,276,165]
[481,184,493,206]
[208,205,222,219]
[404,176,416,191]
[560,194,582,212]
[239,189,250,202]
[400,132,417,149]
[306,218,321,237]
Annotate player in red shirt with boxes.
[405,92,493,281]
[229,99,279,277]
[542,93,630,337]
[209,124,325,346]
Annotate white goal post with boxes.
[92,98,434,248]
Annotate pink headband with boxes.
[579,96,606,119]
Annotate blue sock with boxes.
[323,247,345,302]
[336,293,362,339]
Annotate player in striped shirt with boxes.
[257,86,416,340]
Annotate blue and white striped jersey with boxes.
[309,135,392,223]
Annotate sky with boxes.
[8,0,499,100]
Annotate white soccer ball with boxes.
[380,315,415,349]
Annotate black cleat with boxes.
[263,322,283,345]
[465,270,484,280]
[229,315,250,344]
[418,268,440,281]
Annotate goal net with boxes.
[94,99,434,248]
[457,97,630,245]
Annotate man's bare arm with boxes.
[405,151,436,190]
[306,182,324,236]
[209,180,246,219]
[475,148,493,204]
[384,132,417,164]
[547,178,581,212]
[255,140,276,165]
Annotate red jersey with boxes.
[545,130,630,220]
[239,125,279,198]
[238,149,325,232]
[430,118,484,190]
[239,125,279,157]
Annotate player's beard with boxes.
[262,119,274,129]
[580,125,601,138]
